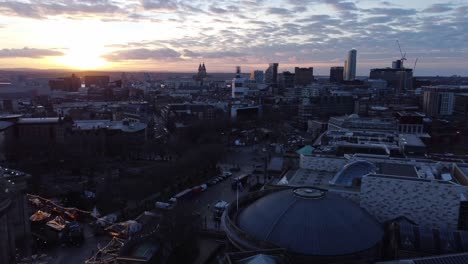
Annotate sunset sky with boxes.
[0,0,466,75]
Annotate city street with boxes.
[187,145,264,230]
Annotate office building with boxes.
[344,49,357,81]
[422,86,468,117]
[392,59,403,69]
[330,66,344,83]
[395,112,424,134]
[369,61,413,93]
[84,75,110,89]
[422,85,468,117]
[454,93,468,118]
[231,66,249,98]
[294,67,313,86]
[298,96,355,128]
[278,71,295,95]
[249,70,264,84]
[48,74,81,92]
[265,63,279,89]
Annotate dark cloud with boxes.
[365,7,417,16]
[0,0,123,19]
[267,7,290,15]
[210,6,228,14]
[0,1,42,18]
[364,16,394,24]
[102,48,182,61]
[141,0,178,11]
[325,0,358,11]
[0,47,64,58]
[423,3,453,13]
[203,51,248,58]
[183,49,200,58]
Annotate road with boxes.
[187,145,265,230]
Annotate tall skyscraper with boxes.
[344,49,357,81]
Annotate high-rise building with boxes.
[278,71,295,95]
[232,66,249,98]
[265,63,278,86]
[294,67,314,86]
[330,67,344,83]
[344,49,357,81]
[392,59,403,69]
[422,86,468,117]
[250,70,264,84]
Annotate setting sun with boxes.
[55,47,108,70]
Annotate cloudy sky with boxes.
[0,0,466,76]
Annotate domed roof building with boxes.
[222,187,384,264]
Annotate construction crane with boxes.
[413,58,419,72]
[396,40,407,67]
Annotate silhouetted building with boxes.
[194,63,207,84]
[298,96,355,128]
[84,75,110,89]
[231,66,250,98]
[231,104,262,121]
[422,86,465,117]
[294,67,313,86]
[330,66,344,83]
[0,168,31,264]
[279,71,295,95]
[250,70,264,84]
[265,63,279,93]
[161,103,220,124]
[69,120,147,157]
[395,112,425,134]
[48,74,81,92]
[344,49,357,81]
[455,93,468,118]
[392,59,403,69]
[370,67,413,94]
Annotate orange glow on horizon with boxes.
[52,45,109,70]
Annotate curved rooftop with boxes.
[225,187,383,257]
[330,160,377,187]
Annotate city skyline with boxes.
[0,0,467,76]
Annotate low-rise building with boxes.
[273,153,468,230]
